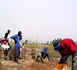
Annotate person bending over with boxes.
[53,38,77,70]
[36,47,50,63]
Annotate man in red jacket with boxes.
[53,38,77,70]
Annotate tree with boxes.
[52,38,62,44]
[46,41,49,45]
[50,41,52,45]
[76,41,77,44]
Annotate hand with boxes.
[20,46,22,48]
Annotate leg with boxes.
[41,52,45,63]
[40,58,44,63]
[19,48,22,59]
[4,49,8,56]
[46,53,50,61]
[36,55,40,61]
[15,47,20,63]
[72,51,77,70]
[4,49,8,60]
[16,47,20,64]
[14,47,17,62]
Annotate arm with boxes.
[10,35,17,43]
[59,50,76,64]
[59,54,69,64]
[10,35,16,39]
[20,39,23,48]
[47,53,50,61]
[59,44,76,64]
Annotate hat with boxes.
[53,41,62,50]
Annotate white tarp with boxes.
[1,44,10,50]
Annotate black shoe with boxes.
[16,61,20,64]
[42,61,44,63]
[14,59,17,62]
[19,57,21,59]
[36,59,38,61]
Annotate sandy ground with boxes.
[0,58,71,70]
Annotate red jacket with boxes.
[59,38,77,56]
[1,39,8,45]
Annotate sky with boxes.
[0,0,77,43]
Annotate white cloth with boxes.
[38,53,41,57]
[20,47,22,51]
[1,44,10,50]
[22,45,24,48]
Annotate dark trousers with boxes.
[41,52,47,59]
[14,47,20,61]
[72,51,77,70]
[4,48,10,60]
[4,49,8,56]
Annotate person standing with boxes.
[11,31,22,64]
[4,30,10,38]
[1,30,11,60]
[25,40,28,46]
[19,38,24,59]
[4,29,11,47]
[53,38,77,70]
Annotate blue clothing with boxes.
[25,40,28,46]
[25,41,28,44]
[36,47,50,62]
[11,35,20,47]
[40,47,48,54]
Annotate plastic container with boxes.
[54,64,68,70]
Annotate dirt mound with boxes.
[26,62,48,70]
[25,58,59,70]
[0,58,71,70]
